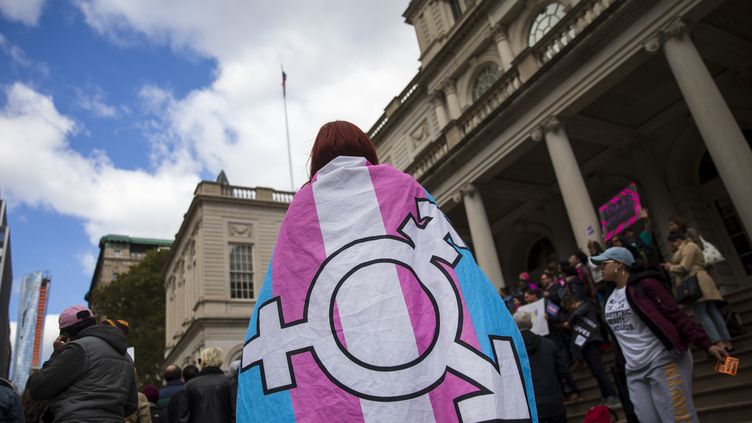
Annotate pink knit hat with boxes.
[518,272,531,281]
[59,305,93,329]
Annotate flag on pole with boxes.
[237,157,537,422]
[282,68,287,98]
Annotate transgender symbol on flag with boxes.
[242,199,530,422]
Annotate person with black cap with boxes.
[27,304,138,422]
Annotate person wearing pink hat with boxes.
[27,304,138,422]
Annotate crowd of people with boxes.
[0,120,741,423]
[507,212,736,422]
[0,304,237,423]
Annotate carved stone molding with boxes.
[428,90,444,105]
[662,17,688,39]
[460,183,478,199]
[490,23,509,43]
[441,79,457,95]
[530,128,544,142]
[642,35,661,54]
[642,17,688,53]
[228,222,253,238]
[543,116,562,133]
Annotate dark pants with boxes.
[582,342,617,398]
[540,414,568,423]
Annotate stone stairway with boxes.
[564,284,752,422]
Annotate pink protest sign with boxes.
[598,182,642,241]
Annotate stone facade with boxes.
[370,0,752,291]
[163,180,292,369]
[86,235,172,309]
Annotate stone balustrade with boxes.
[533,0,617,65]
[196,182,294,203]
[374,0,618,181]
[406,136,450,180]
[458,67,523,136]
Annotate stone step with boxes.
[697,400,752,422]
[564,347,752,419]
[725,285,752,305]
[567,334,752,381]
[563,289,752,421]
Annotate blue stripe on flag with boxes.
[452,244,539,422]
[238,258,296,422]
[425,185,537,420]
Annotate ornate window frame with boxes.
[527,2,567,47]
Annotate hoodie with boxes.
[521,330,568,419]
[603,270,712,366]
[28,325,138,422]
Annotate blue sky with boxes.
[0,0,419,337]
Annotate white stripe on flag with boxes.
[312,157,436,423]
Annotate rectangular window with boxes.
[229,244,254,299]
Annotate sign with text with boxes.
[516,298,549,336]
[598,182,642,241]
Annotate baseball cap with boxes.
[589,247,635,267]
[59,305,94,330]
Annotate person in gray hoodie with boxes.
[28,305,138,422]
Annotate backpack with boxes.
[583,405,617,423]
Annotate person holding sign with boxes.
[592,247,727,423]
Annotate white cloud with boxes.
[78,252,97,276]
[0,83,199,243]
[1,1,420,248]
[78,89,118,118]
[0,0,46,26]
[76,85,122,118]
[77,0,420,188]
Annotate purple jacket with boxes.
[611,271,712,358]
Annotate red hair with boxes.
[309,121,378,180]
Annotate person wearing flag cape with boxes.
[238,121,537,422]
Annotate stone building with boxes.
[163,175,292,368]
[86,235,173,308]
[369,0,752,291]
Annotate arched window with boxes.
[471,62,501,101]
[526,237,556,272]
[528,3,567,47]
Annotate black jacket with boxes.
[0,378,23,423]
[568,301,605,348]
[521,330,567,419]
[177,367,235,423]
[28,325,138,422]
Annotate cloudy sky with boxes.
[1,0,419,328]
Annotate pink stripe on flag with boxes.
[273,185,327,322]
[290,355,365,423]
[369,165,483,419]
[395,265,435,355]
[272,185,364,423]
[427,261,483,421]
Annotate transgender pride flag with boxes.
[238,156,537,423]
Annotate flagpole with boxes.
[281,65,294,191]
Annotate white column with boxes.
[442,79,461,120]
[492,24,515,71]
[661,20,752,237]
[630,145,677,259]
[462,184,506,289]
[430,91,449,129]
[538,118,602,252]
